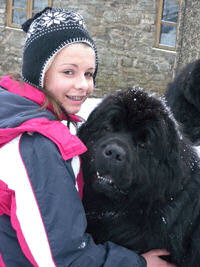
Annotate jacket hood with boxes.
[0,87,56,128]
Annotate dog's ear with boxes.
[154,116,186,195]
[183,59,200,111]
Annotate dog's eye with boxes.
[103,126,111,132]
[139,143,145,149]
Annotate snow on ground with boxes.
[78,98,102,120]
[194,145,200,157]
[69,98,102,135]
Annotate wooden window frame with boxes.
[154,0,181,51]
[7,0,52,29]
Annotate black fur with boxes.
[165,59,200,145]
[78,88,200,266]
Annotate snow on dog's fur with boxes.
[78,88,200,266]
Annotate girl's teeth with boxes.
[68,96,83,101]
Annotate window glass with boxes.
[159,24,176,47]
[162,0,179,23]
[33,0,49,10]
[7,0,52,28]
[13,0,27,8]
[12,10,26,25]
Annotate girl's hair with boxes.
[11,73,65,121]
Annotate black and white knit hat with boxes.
[21,7,98,88]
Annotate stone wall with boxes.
[0,0,181,97]
[54,0,176,96]
[175,0,200,75]
[0,0,25,76]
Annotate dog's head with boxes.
[78,88,194,202]
[165,59,200,145]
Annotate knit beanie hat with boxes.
[21,7,98,89]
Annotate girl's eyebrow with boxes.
[61,63,77,67]
[61,64,95,70]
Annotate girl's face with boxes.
[44,43,95,115]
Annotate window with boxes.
[7,0,52,29]
[154,0,180,51]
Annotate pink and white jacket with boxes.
[0,76,146,267]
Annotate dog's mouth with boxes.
[92,171,128,195]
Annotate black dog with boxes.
[78,88,200,266]
[165,59,200,145]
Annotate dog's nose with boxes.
[103,144,126,162]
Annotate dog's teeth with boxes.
[162,216,167,224]
[96,172,113,184]
[95,172,127,194]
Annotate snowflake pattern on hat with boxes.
[42,10,66,27]
[26,9,87,41]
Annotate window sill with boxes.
[152,47,176,54]
[0,25,23,31]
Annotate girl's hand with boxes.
[142,249,177,267]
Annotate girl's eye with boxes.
[64,70,73,75]
[85,72,94,78]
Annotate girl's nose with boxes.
[75,75,89,90]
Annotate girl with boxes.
[0,7,176,267]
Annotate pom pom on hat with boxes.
[22,7,51,33]
[21,7,98,88]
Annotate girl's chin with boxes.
[62,104,82,115]
[63,97,89,114]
